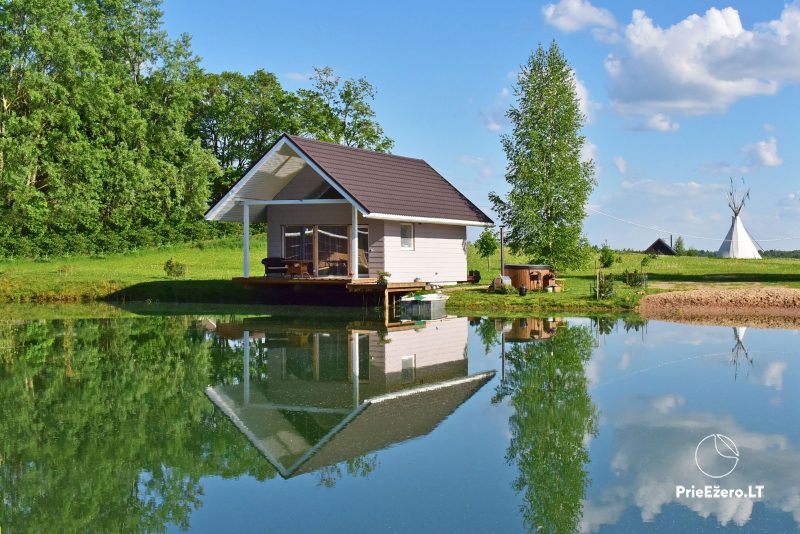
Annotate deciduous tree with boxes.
[489,42,596,271]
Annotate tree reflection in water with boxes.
[494,324,598,534]
[0,317,276,534]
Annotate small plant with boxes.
[615,254,623,264]
[56,265,74,276]
[164,258,187,278]
[599,243,615,268]
[640,255,651,267]
[622,268,645,287]
[474,227,499,269]
[376,271,391,284]
[592,271,615,299]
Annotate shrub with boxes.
[599,244,615,268]
[164,258,187,278]
[376,271,391,284]
[622,268,645,287]
[615,254,623,264]
[591,271,615,299]
[640,256,651,267]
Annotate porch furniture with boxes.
[262,257,288,277]
[286,260,314,278]
[467,270,481,284]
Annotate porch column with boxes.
[350,204,358,279]
[243,330,250,406]
[351,331,360,407]
[242,202,250,278]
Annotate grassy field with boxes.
[0,234,267,303]
[1,236,798,313]
[446,244,800,313]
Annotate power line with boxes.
[586,206,800,243]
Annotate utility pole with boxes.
[500,226,505,276]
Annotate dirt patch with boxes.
[638,286,800,329]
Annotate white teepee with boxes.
[718,179,761,259]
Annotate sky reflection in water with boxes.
[0,313,798,533]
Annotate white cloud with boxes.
[499,87,511,99]
[285,72,310,82]
[458,155,493,178]
[745,137,783,167]
[542,0,616,33]
[763,123,776,132]
[613,156,627,175]
[575,77,600,122]
[620,179,726,198]
[605,5,800,118]
[482,113,503,132]
[637,113,680,132]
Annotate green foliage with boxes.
[615,254,623,264]
[599,243,615,268]
[0,316,276,532]
[0,0,222,258]
[1,2,392,259]
[164,257,187,278]
[621,268,645,287]
[686,246,698,257]
[489,42,596,271]
[674,236,686,256]
[640,255,651,267]
[591,271,615,299]
[376,270,391,284]
[298,67,394,152]
[475,227,499,268]
[493,324,598,533]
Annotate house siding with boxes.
[382,221,467,283]
[383,317,468,373]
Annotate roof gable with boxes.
[287,135,493,224]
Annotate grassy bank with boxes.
[445,245,800,314]
[0,235,267,303]
[1,237,799,313]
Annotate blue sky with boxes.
[163,0,800,250]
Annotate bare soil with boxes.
[638,286,800,329]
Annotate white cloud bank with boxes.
[605,4,800,118]
[745,137,783,167]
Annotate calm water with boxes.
[1,311,798,533]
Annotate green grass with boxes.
[1,237,799,314]
[0,234,267,303]
[449,245,800,314]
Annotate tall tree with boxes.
[298,67,394,152]
[489,42,596,271]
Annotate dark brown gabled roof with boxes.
[285,134,493,224]
[644,238,676,256]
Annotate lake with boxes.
[1,309,798,533]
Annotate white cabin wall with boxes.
[382,221,467,283]
[383,317,468,373]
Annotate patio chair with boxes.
[262,257,288,277]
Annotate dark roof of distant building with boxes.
[644,238,676,255]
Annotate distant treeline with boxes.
[617,248,800,259]
[0,1,392,258]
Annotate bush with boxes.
[599,244,615,268]
[615,254,623,264]
[622,268,645,287]
[592,271,615,299]
[164,258,187,278]
[640,256,651,267]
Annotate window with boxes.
[400,223,414,250]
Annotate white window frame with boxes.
[400,223,415,250]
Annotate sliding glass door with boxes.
[282,225,369,277]
[317,225,348,276]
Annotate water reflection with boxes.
[494,323,598,534]
[205,316,494,479]
[0,317,276,533]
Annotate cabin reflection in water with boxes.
[498,317,564,342]
[206,316,494,478]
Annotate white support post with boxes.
[242,203,250,278]
[351,331,360,407]
[350,204,358,279]
[243,330,250,406]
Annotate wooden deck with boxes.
[232,276,429,316]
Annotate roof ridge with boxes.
[286,133,425,163]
